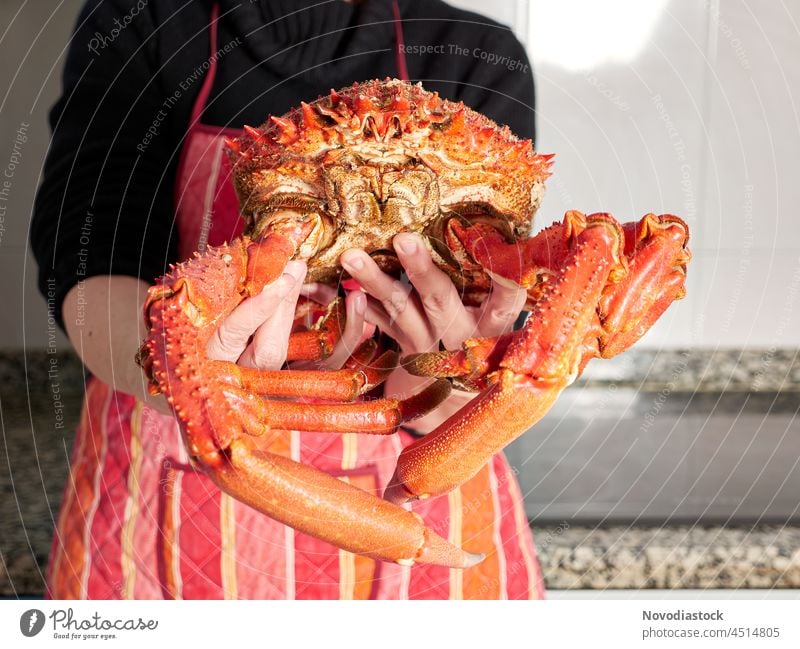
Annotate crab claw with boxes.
[387,211,690,504]
[598,214,690,358]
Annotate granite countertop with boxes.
[2,347,799,596]
[536,524,800,590]
[577,348,800,393]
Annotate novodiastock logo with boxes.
[20,609,46,637]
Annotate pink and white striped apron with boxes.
[46,1,545,600]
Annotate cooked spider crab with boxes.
[139,78,690,567]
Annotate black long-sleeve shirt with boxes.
[31,0,536,328]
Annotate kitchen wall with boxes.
[512,0,798,350]
[2,0,798,350]
[0,0,84,351]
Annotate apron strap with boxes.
[189,2,222,126]
[391,0,409,81]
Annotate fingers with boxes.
[321,290,367,370]
[242,261,308,368]
[361,293,416,352]
[475,275,528,337]
[207,261,307,368]
[294,282,373,370]
[341,248,435,350]
[340,235,528,354]
[393,233,476,349]
[396,233,526,340]
[300,282,338,305]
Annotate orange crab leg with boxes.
[384,372,564,504]
[140,224,313,396]
[208,437,482,567]
[386,211,690,504]
[286,298,346,361]
[210,349,399,401]
[386,213,622,502]
[217,378,451,438]
[403,333,514,390]
[342,336,380,367]
[194,372,473,566]
[431,212,690,376]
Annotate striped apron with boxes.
[46,2,545,600]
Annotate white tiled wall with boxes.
[452,0,800,348]
[448,0,529,42]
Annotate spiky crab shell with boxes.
[225,78,553,283]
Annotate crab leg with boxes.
[287,298,346,361]
[386,211,689,503]
[217,378,452,437]
[402,333,514,391]
[208,437,482,567]
[209,349,398,401]
[198,379,480,566]
[342,336,380,367]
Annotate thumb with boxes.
[207,268,299,362]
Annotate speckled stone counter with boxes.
[535,524,800,590]
[578,348,800,392]
[0,351,83,597]
[2,348,798,596]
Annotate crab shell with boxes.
[225,78,553,290]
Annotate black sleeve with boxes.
[30,0,181,330]
[456,29,537,144]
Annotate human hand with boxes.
[338,232,527,433]
[339,232,527,356]
[206,260,367,371]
